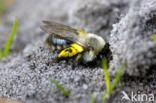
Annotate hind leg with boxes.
[74,54,82,66]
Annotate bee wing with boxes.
[41,21,85,46]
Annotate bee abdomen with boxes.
[51,36,71,45]
[58,43,84,58]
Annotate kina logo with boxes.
[121,91,155,102]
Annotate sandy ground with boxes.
[0,0,156,103]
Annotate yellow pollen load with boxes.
[58,43,84,58]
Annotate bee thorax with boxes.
[87,33,106,54]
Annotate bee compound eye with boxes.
[89,46,94,50]
[86,46,94,52]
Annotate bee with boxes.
[41,21,106,64]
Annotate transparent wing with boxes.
[41,21,79,43]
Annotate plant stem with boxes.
[50,78,70,97]
[3,17,19,57]
[0,47,2,58]
[102,59,110,92]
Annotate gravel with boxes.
[0,0,156,103]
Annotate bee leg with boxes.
[48,56,62,65]
[74,54,82,66]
